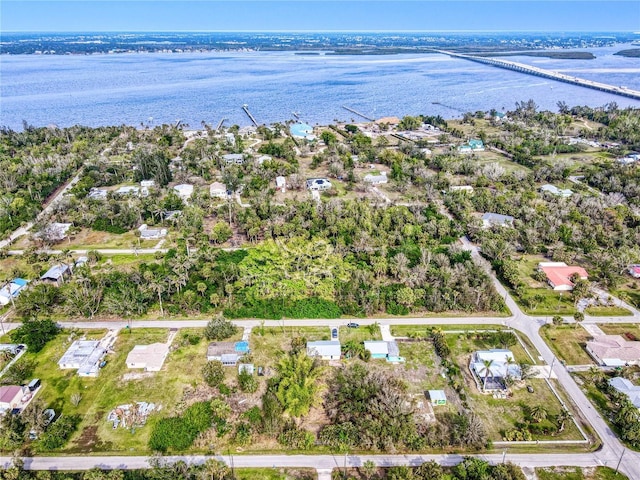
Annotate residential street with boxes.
[1,235,639,477]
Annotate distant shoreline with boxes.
[614,48,640,58]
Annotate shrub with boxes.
[204,315,238,341]
[10,319,60,353]
[148,401,213,452]
[38,415,81,450]
[238,369,258,393]
[202,361,225,387]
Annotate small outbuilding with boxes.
[428,390,447,406]
[40,265,70,285]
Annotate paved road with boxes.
[2,235,640,476]
[0,173,81,250]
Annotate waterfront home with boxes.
[538,262,588,291]
[587,335,640,366]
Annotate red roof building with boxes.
[538,262,588,291]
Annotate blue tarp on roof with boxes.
[13,278,28,287]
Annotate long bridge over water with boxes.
[438,50,640,101]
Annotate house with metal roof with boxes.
[138,224,167,240]
[0,386,25,413]
[306,341,341,360]
[40,264,70,285]
[223,153,245,165]
[428,390,447,406]
[58,340,106,377]
[210,182,228,198]
[173,184,194,201]
[364,172,388,185]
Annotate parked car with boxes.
[346,322,360,328]
[331,328,338,339]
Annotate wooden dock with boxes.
[242,104,259,127]
[438,50,640,101]
[342,106,375,122]
[216,118,227,131]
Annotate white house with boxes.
[210,182,228,199]
[540,184,573,198]
[140,180,156,188]
[224,133,236,146]
[87,188,108,200]
[126,343,169,372]
[306,178,332,191]
[470,349,520,391]
[306,341,341,360]
[116,186,148,197]
[275,176,286,192]
[173,184,194,201]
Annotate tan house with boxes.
[126,343,169,372]
[586,335,640,366]
[0,385,25,413]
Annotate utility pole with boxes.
[548,356,556,380]
[502,448,507,464]
[615,447,626,474]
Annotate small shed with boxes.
[428,390,447,406]
[238,363,254,375]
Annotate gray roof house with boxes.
[481,213,514,229]
[138,224,167,240]
[40,264,71,284]
[306,178,332,191]
[609,377,640,408]
[223,153,245,165]
[306,341,341,360]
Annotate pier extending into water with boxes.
[439,50,640,101]
[342,106,375,122]
[242,104,259,127]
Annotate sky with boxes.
[1,1,639,33]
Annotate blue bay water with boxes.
[1,46,640,130]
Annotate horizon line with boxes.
[3,29,640,34]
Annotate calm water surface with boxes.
[1,45,640,129]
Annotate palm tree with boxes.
[556,408,571,433]
[530,405,548,423]
[480,359,494,392]
[504,355,516,386]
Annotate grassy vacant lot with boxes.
[390,324,506,337]
[536,466,627,480]
[585,306,633,317]
[20,327,211,454]
[599,324,640,338]
[236,469,317,480]
[540,325,594,366]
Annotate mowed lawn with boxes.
[24,327,211,454]
[540,325,594,366]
